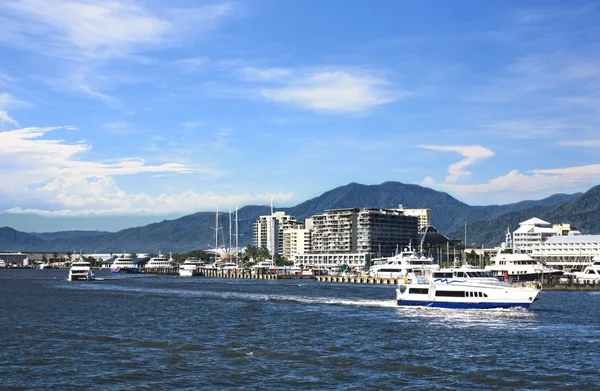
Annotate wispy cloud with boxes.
[0,110,19,127]
[0,0,234,60]
[559,139,600,148]
[419,145,495,183]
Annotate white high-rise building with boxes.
[253,211,303,257]
[282,228,312,262]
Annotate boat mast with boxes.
[229,206,232,254]
[235,205,239,266]
[215,206,219,262]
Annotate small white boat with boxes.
[251,260,277,275]
[68,261,95,282]
[396,266,540,309]
[0,259,6,268]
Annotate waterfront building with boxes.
[282,227,312,262]
[310,207,418,258]
[253,211,303,257]
[0,252,28,266]
[397,204,431,230]
[531,234,600,269]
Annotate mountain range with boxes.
[0,181,597,253]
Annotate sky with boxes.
[1,0,600,232]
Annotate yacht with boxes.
[396,266,540,309]
[369,249,439,278]
[485,251,563,282]
[573,257,600,283]
[179,258,203,277]
[68,261,95,282]
[110,257,138,274]
[145,254,177,271]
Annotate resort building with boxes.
[512,218,561,254]
[397,204,431,230]
[253,211,303,257]
[309,207,418,258]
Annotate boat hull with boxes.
[396,299,531,309]
[110,267,137,274]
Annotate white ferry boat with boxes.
[396,267,540,309]
[145,255,177,271]
[370,249,439,278]
[179,258,203,277]
[68,261,95,282]
[110,257,138,274]
[486,251,563,282]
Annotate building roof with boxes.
[543,235,600,244]
[514,225,556,234]
[519,217,551,226]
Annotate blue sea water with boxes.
[1,269,599,390]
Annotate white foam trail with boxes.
[61,283,397,308]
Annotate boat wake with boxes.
[61,283,397,308]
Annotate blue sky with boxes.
[1,0,600,231]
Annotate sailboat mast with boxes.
[229,206,232,252]
[215,206,219,256]
[235,205,239,265]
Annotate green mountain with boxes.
[0,181,587,253]
[448,185,600,247]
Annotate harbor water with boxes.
[1,269,599,390]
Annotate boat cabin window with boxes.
[454,272,466,278]
[408,288,429,295]
[433,272,453,278]
[435,290,465,297]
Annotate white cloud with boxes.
[426,164,600,203]
[419,145,495,183]
[0,126,192,194]
[5,180,294,216]
[0,0,233,60]
[261,71,400,113]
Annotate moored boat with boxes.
[369,249,439,278]
[485,250,563,282]
[396,266,540,309]
[110,257,138,274]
